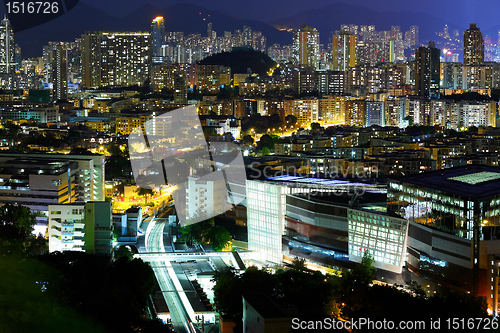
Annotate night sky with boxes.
[78,0,500,30]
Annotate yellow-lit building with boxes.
[85,121,114,133]
[81,31,151,89]
[345,100,366,126]
[196,65,220,93]
[116,117,148,135]
[319,95,349,123]
[332,32,357,71]
[93,100,111,113]
[283,98,319,126]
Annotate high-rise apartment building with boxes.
[283,98,319,125]
[196,65,220,94]
[332,32,357,71]
[151,16,165,63]
[415,42,440,98]
[48,201,113,256]
[293,25,320,68]
[464,23,484,65]
[82,31,151,89]
[356,41,394,66]
[0,16,16,74]
[405,25,419,48]
[50,45,68,101]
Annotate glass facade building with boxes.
[388,167,500,241]
[348,208,408,273]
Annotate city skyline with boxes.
[4,1,500,58]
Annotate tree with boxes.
[107,143,122,157]
[178,218,213,246]
[290,256,307,271]
[114,246,134,261]
[242,134,254,146]
[261,146,270,155]
[311,122,322,132]
[407,280,426,298]
[258,134,274,150]
[212,268,244,318]
[0,203,37,235]
[285,115,297,126]
[206,226,232,251]
[135,187,154,205]
[71,147,93,155]
[339,250,376,315]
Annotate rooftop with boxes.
[243,293,289,319]
[390,165,500,198]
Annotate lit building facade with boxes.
[247,176,385,265]
[0,17,16,74]
[293,25,320,68]
[283,98,319,126]
[348,208,408,273]
[0,152,105,206]
[186,174,232,221]
[151,16,165,63]
[196,65,220,94]
[415,42,440,98]
[48,201,113,256]
[0,157,78,212]
[82,31,151,88]
[388,165,500,306]
[332,32,357,71]
[356,41,394,66]
[464,23,484,66]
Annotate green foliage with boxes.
[258,134,274,150]
[212,255,489,327]
[242,134,254,145]
[136,187,154,204]
[338,250,376,314]
[407,280,426,298]
[178,218,213,245]
[105,154,130,180]
[70,147,93,155]
[261,146,270,155]
[241,115,283,134]
[290,256,307,271]
[212,268,243,318]
[107,143,122,157]
[212,265,336,320]
[0,253,107,333]
[198,49,276,76]
[285,114,297,126]
[311,122,322,132]
[37,251,158,332]
[206,226,232,251]
[0,203,37,236]
[114,246,134,261]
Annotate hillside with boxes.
[198,49,276,75]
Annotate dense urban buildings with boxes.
[3,5,500,331]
